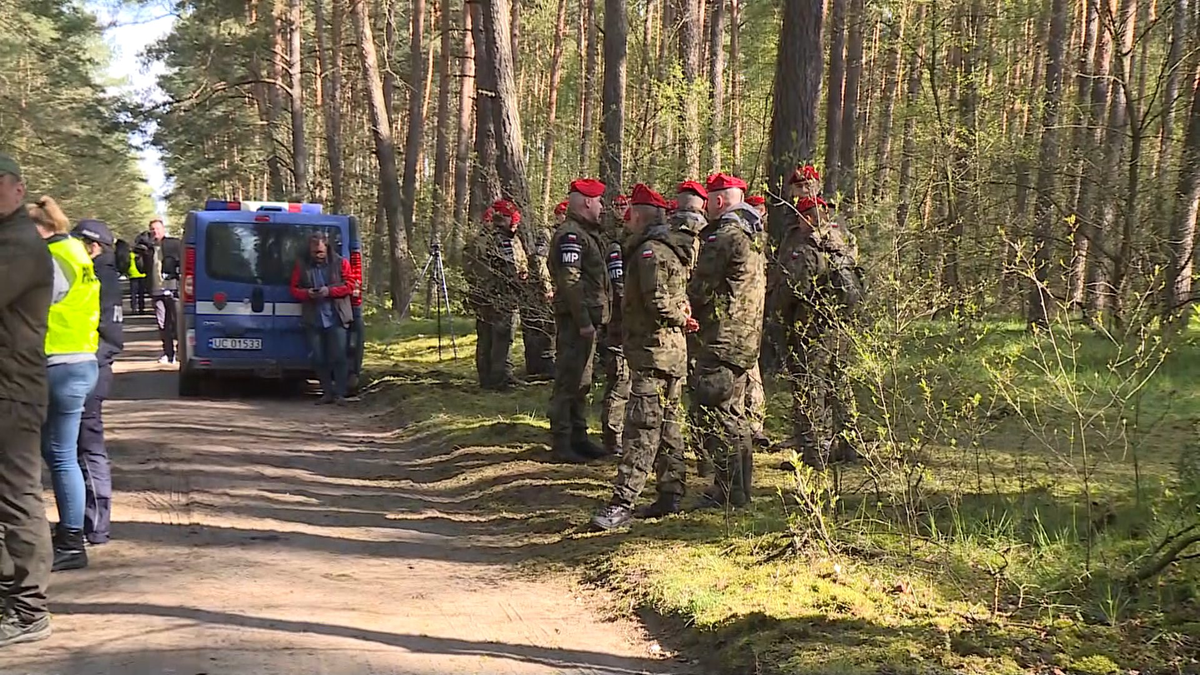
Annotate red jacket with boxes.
[289,256,354,302]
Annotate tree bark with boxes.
[838,0,864,201]
[705,0,725,173]
[823,0,847,195]
[729,0,742,173]
[1158,0,1191,181]
[267,1,288,197]
[351,0,413,315]
[679,0,702,176]
[401,0,426,252]
[481,0,531,217]
[1029,0,1069,327]
[1165,63,1200,321]
[288,0,308,198]
[541,0,569,217]
[315,0,345,213]
[600,0,627,198]
[895,3,925,230]
[470,0,500,221]
[433,0,453,243]
[768,0,824,243]
[581,0,599,172]
[871,7,904,198]
[452,0,476,249]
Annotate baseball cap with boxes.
[73,219,115,247]
[0,153,21,180]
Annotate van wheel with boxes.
[179,368,202,398]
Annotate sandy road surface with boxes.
[0,318,683,675]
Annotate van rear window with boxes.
[205,223,343,285]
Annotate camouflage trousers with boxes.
[475,307,517,389]
[692,359,753,503]
[611,372,685,507]
[785,327,856,468]
[745,362,767,442]
[548,315,597,450]
[520,304,556,378]
[599,332,630,453]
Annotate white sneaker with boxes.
[158,356,171,365]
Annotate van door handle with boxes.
[251,287,265,313]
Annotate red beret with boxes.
[677,180,708,200]
[481,206,494,222]
[490,199,521,225]
[629,183,667,209]
[746,195,766,207]
[666,199,679,213]
[790,164,820,185]
[705,173,748,192]
[614,194,630,206]
[554,200,568,216]
[569,178,606,198]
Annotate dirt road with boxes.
[1,318,682,675]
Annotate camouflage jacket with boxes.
[604,238,625,344]
[667,208,706,272]
[686,204,766,370]
[463,226,529,313]
[768,205,864,326]
[549,216,611,328]
[527,225,553,300]
[622,223,691,376]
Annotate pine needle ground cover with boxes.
[363,312,1200,675]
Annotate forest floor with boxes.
[355,311,1200,675]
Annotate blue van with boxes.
[176,200,364,397]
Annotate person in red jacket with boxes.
[289,232,354,404]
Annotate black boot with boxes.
[551,439,589,464]
[740,447,755,503]
[590,503,634,531]
[51,526,88,573]
[637,493,683,519]
[573,437,610,460]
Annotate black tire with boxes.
[178,367,202,398]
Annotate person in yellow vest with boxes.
[28,197,100,573]
[125,243,147,315]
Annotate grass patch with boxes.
[361,314,1200,674]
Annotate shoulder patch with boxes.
[566,233,578,242]
[706,234,717,242]
[641,248,654,258]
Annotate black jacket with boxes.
[95,249,124,366]
[0,206,54,408]
[133,231,182,295]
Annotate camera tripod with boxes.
[399,241,458,360]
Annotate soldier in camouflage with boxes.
[591,184,698,531]
[520,215,556,382]
[668,181,710,476]
[743,195,771,452]
[687,173,766,508]
[769,165,863,469]
[547,179,612,463]
[599,194,631,457]
[463,200,528,391]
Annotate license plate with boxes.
[209,338,262,350]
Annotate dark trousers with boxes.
[475,308,517,389]
[520,308,556,378]
[0,399,52,622]
[548,315,597,450]
[612,372,685,507]
[79,362,114,544]
[130,278,147,314]
[154,295,177,360]
[307,323,349,398]
[600,338,630,453]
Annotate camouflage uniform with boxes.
[686,204,766,504]
[548,215,611,455]
[600,238,630,454]
[668,207,708,474]
[521,225,556,379]
[610,222,692,508]
[463,225,529,390]
[768,204,862,468]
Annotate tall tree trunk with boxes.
[768,0,824,243]
[729,0,742,173]
[433,0,453,242]
[580,0,599,172]
[482,0,531,217]
[541,0,569,216]
[1165,62,1200,322]
[838,0,864,201]
[823,0,847,196]
[268,1,288,197]
[895,3,925,230]
[705,0,726,173]
[453,0,476,248]
[1157,0,1191,181]
[600,0,627,200]
[1068,0,1098,212]
[470,0,500,221]
[943,0,982,301]
[1029,0,1069,327]
[401,0,426,253]
[315,0,345,213]
[351,0,413,314]
[679,0,702,176]
[288,0,308,198]
[872,7,904,199]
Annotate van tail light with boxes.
[183,246,196,304]
[350,251,363,299]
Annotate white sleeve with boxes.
[51,258,71,305]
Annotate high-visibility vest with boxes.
[128,251,146,279]
[46,237,100,356]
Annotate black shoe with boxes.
[317,394,334,405]
[590,504,634,531]
[551,446,590,464]
[573,439,609,459]
[696,486,747,510]
[637,494,682,519]
[0,615,51,648]
[753,433,772,450]
[51,527,88,573]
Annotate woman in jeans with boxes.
[28,197,100,572]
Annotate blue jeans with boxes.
[42,360,99,530]
[306,324,348,398]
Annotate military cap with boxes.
[490,199,521,225]
[745,195,766,208]
[705,173,747,192]
[630,183,667,209]
[677,180,708,200]
[569,178,606,198]
[789,164,821,185]
[73,219,115,247]
[554,200,568,216]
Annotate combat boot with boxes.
[573,437,610,460]
[51,526,88,572]
[637,493,682,519]
[590,503,634,531]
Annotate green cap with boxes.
[0,153,20,179]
